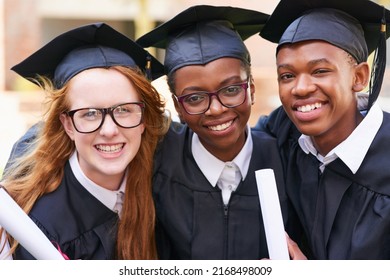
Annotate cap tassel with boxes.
[368,7,387,110]
[145,54,152,80]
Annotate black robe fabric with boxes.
[152,122,302,260]
[14,162,118,260]
[256,106,390,259]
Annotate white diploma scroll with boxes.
[255,169,289,260]
[0,186,65,260]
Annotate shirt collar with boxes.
[298,103,383,174]
[69,151,126,210]
[192,124,253,187]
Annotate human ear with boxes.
[249,76,256,105]
[172,94,185,122]
[352,62,370,92]
[60,113,75,141]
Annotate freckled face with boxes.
[60,68,145,190]
[173,58,255,161]
[277,41,364,147]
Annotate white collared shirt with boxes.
[298,103,383,174]
[192,125,253,204]
[69,151,126,215]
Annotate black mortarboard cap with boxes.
[136,5,269,74]
[260,0,390,110]
[11,22,165,88]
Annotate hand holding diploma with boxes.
[0,186,65,260]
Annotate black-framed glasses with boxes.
[174,80,249,115]
[66,102,145,133]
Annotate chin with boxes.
[100,162,128,175]
[294,124,315,136]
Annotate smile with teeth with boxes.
[296,102,322,113]
[208,120,233,131]
[96,143,124,153]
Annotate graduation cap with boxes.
[136,5,269,74]
[260,0,390,110]
[11,22,165,89]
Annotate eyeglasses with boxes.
[174,80,249,115]
[66,102,145,133]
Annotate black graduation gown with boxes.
[257,106,390,259]
[14,162,118,260]
[152,122,299,260]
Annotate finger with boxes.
[286,235,307,260]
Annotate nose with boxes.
[99,114,119,137]
[291,74,317,96]
[205,96,227,116]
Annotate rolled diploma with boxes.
[0,187,64,260]
[255,169,289,260]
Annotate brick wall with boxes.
[4,0,40,90]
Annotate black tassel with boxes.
[368,7,387,110]
[145,54,152,80]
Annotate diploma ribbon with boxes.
[52,241,70,260]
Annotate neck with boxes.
[313,111,363,156]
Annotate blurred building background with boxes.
[0,0,390,175]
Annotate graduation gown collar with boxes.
[191,125,253,186]
[69,151,126,212]
[298,103,383,174]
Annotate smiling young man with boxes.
[277,40,368,156]
[257,0,390,259]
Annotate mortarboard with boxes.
[260,0,390,109]
[11,22,165,88]
[136,5,269,74]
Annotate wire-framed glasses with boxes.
[66,102,145,133]
[174,80,249,115]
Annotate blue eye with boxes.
[82,109,101,119]
[114,105,131,114]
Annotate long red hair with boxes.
[2,66,169,259]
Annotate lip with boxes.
[292,97,325,108]
[204,118,235,132]
[292,101,326,122]
[94,143,125,158]
[296,102,323,113]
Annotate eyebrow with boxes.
[181,75,245,93]
[277,58,331,70]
